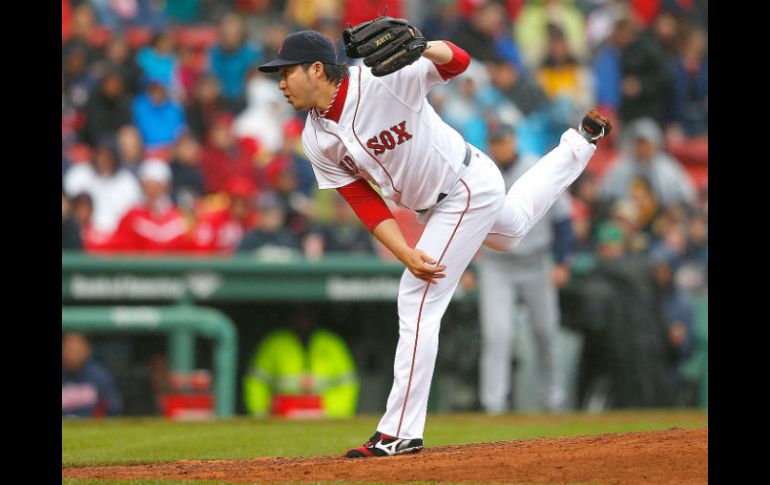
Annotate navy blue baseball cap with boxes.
[258,30,339,72]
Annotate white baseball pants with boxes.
[376,129,595,439]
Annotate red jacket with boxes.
[80,222,115,254]
[190,208,259,253]
[109,202,192,253]
[200,145,257,195]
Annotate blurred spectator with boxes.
[109,159,192,252]
[185,74,230,143]
[62,332,122,417]
[667,26,707,139]
[584,0,630,50]
[71,192,115,252]
[90,0,140,30]
[536,24,594,120]
[487,58,549,118]
[63,140,143,234]
[136,31,180,93]
[477,123,574,413]
[645,10,681,64]
[430,61,491,152]
[62,3,103,65]
[626,175,661,238]
[264,156,315,239]
[132,80,187,149]
[91,0,168,30]
[208,13,263,113]
[80,70,133,146]
[616,16,674,125]
[650,234,695,404]
[450,0,525,68]
[191,176,260,253]
[564,221,675,409]
[599,118,696,208]
[62,190,83,250]
[237,192,302,260]
[176,45,203,104]
[274,118,318,197]
[92,35,144,96]
[115,124,145,175]
[285,0,341,29]
[63,44,97,111]
[169,134,206,212]
[482,58,562,155]
[515,0,589,69]
[662,0,708,29]
[590,17,631,114]
[234,71,293,155]
[309,191,376,256]
[420,0,461,44]
[260,21,294,63]
[63,0,73,42]
[200,113,257,195]
[243,306,359,418]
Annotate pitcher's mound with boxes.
[63,426,707,484]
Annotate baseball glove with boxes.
[343,17,428,77]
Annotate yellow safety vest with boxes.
[243,328,359,417]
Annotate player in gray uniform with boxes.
[478,123,574,413]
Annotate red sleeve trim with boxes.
[434,41,471,80]
[336,179,394,232]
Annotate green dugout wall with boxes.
[62,252,708,410]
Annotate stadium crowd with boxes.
[62,0,707,409]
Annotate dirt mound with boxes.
[62,427,707,484]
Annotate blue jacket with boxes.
[132,93,186,148]
[209,42,261,99]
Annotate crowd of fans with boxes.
[62,0,707,407]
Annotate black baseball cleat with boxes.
[579,109,613,144]
[344,431,424,458]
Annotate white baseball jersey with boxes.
[301,58,468,212]
[299,56,597,441]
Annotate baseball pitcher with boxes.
[257,18,612,458]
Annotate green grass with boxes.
[63,410,706,484]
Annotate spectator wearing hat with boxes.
[109,159,192,252]
[191,176,260,253]
[599,118,696,209]
[63,139,143,235]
